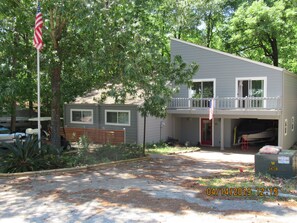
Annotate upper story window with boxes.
[105,110,130,126]
[189,79,215,108]
[71,109,93,124]
[236,77,267,108]
[237,79,265,98]
[190,79,215,98]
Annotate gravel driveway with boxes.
[0,150,296,223]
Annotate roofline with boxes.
[66,102,142,106]
[171,38,286,73]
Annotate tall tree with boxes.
[223,0,297,69]
[40,0,100,147]
[0,0,36,130]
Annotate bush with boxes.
[0,137,64,173]
[94,143,143,162]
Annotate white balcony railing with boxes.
[168,97,281,110]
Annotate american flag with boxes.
[33,1,43,51]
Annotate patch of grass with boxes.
[146,145,200,155]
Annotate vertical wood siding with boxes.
[63,127,124,144]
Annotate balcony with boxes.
[168,97,282,117]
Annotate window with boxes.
[284,119,288,136]
[190,79,215,108]
[292,117,295,132]
[71,109,93,124]
[236,77,267,108]
[191,81,214,98]
[105,110,130,126]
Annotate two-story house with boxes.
[63,38,297,150]
[166,38,297,150]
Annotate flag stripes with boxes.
[33,1,43,51]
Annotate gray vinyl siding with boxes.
[137,114,168,144]
[99,105,138,144]
[281,71,297,149]
[171,39,283,98]
[179,117,199,146]
[64,104,99,128]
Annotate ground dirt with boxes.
[0,149,297,223]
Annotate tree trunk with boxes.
[50,64,62,148]
[29,101,34,117]
[270,37,278,67]
[10,33,18,132]
[206,12,214,48]
[10,101,17,132]
[49,8,67,148]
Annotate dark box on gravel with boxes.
[255,150,297,179]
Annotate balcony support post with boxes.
[220,117,224,150]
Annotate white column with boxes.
[220,118,224,150]
[212,118,214,146]
[278,118,283,148]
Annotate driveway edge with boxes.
[0,156,150,178]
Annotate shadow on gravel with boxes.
[1,153,296,221]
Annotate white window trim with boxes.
[235,77,267,108]
[70,109,93,124]
[105,110,131,126]
[189,78,216,98]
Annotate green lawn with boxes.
[146,145,200,155]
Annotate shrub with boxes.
[0,137,64,173]
[94,143,143,162]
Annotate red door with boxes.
[201,118,212,145]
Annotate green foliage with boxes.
[78,135,90,151]
[95,144,143,162]
[0,138,64,173]
[222,0,297,71]
[75,135,94,165]
[146,144,200,155]
[59,143,143,167]
[1,0,297,139]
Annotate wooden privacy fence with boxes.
[62,127,125,145]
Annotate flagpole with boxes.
[37,49,41,148]
[34,0,43,149]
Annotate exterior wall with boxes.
[171,39,283,99]
[174,117,181,140]
[64,104,138,144]
[64,104,99,129]
[281,71,297,149]
[137,114,169,144]
[179,117,199,146]
[99,105,138,144]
